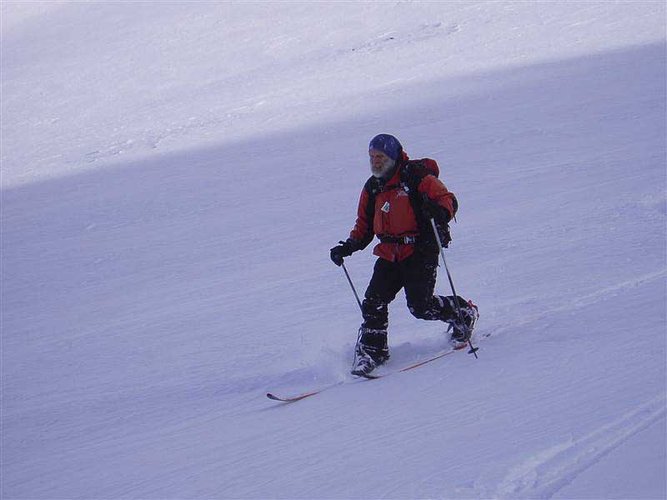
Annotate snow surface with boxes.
[1,1,665,498]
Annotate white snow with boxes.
[1,1,665,498]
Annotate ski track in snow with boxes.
[494,394,667,499]
[487,269,667,339]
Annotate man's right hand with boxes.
[330,239,357,266]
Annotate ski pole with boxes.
[341,262,363,313]
[341,262,365,368]
[429,218,479,358]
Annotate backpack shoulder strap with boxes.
[363,175,383,196]
[400,158,454,247]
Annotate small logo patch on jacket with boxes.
[381,201,391,213]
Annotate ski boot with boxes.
[351,328,389,377]
[447,299,479,349]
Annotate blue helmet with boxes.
[369,134,402,161]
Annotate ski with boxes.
[266,332,489,402]
[265,347,459,402]
[266,382,344,403]
[357,331,489,380]
[357,344,464,379]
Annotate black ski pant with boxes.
[361,251,461,331]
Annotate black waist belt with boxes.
[379,235,418,245]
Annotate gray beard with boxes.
[371,157,396,179]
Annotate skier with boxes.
[330,134,478,376]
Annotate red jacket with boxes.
[350,153,457,262]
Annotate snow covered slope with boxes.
[2,2,665,498]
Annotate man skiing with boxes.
[330,134,478,376]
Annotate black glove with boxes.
[330,239,357,266]
[434,220,452,248]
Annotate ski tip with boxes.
[266,391,318,403]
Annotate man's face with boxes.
[369,149,395,178]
